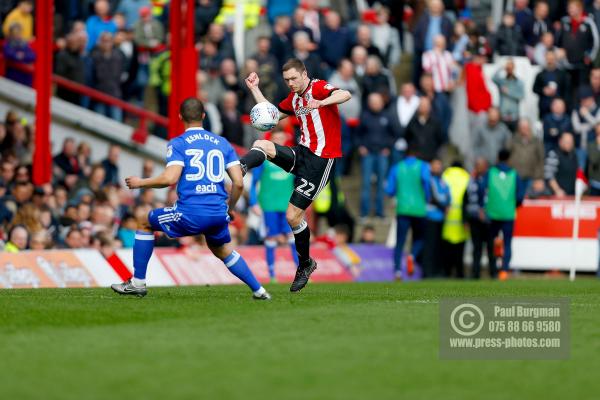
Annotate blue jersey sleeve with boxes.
[386,163,399,196]
[166,139,185,167]
[421,162,432,202]
[439,180,451,208]
[432,177,451,208]
[224,142,240,170]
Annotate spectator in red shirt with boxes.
[465,54,492,145]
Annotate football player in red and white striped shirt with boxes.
[240,58,351,292]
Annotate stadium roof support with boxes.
[33,0,53,185]
[168,0,198,139]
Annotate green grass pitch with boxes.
[1,280,599,400]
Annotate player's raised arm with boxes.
[307,89,352,109]
[325,89,352,105]
[245,72,288,121]
[125,165,183,189]
[245,72,268,103]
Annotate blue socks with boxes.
[265,240,277,278]
[133,232,263,294]
[133,231,154,280]
[223,251,261,292]
[265,239,298,278]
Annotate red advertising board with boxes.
[153,246,353,286]
[515,198,600,238]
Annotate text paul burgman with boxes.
[494,305,561,318]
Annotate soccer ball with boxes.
[250,102,279,132]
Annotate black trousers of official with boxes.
[422,219,444,278]
[469,218,496,279]
[442,240,465,278]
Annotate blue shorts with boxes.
[148,207,231,246]
[264,211,291,237]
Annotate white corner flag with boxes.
[570,169,589,281]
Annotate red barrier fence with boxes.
[2,59,168,144]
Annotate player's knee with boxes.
[138,220,151,231]
[135,206,152,231]
[286,208,304,228]
[252,140,276,158]
[252,139,268,148]
[209,242,232,260]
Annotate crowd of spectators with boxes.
[0,111,133,254]
[3,0,600,277]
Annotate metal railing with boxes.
[2,58,167,144]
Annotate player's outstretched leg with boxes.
[223,251,272,300]
[287,206,317,292]
[111,230,153,297]
[210,243,271,300]
[239,140,275,175]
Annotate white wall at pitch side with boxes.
[512,238,598,271]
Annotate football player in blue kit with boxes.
[111,98,271,300]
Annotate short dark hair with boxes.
[451,160,464,168]
[66,227,81,238]
[498,149,511,162]
[282,58,307,73]
[8,23,22,35]
[333,224,350,238]
[406,144,421,157]
[180,98,205,123]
